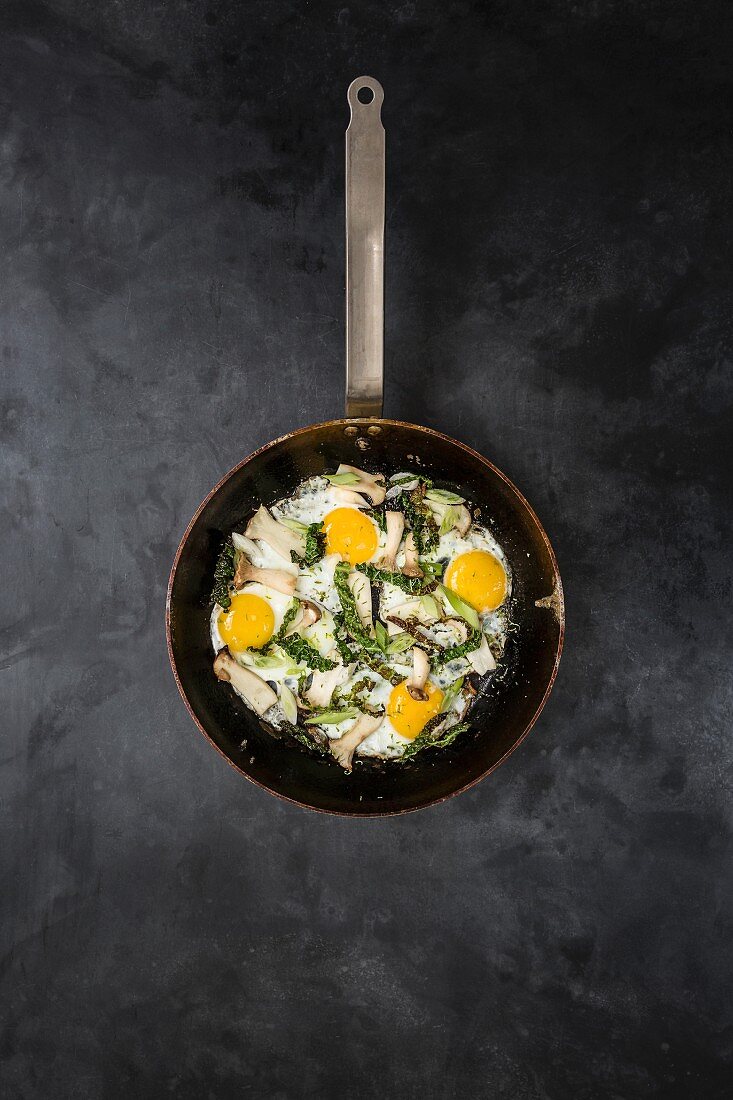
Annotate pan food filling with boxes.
[209,465,511,772]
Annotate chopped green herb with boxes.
[291,522,326,568]
[211,538,236,610]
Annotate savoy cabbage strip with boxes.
[291,522,326,568]
[211,538,237,610]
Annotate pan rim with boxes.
[165,417,565,816]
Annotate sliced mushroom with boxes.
[335,464,386,506]
[401,532,423,578]
[297,599,322,629]
[426,500,472,537]
[454,505,472,536]
[280,599,321,637]
[232,532,260,561]
[328,713,384,772]
[245,505,306,563]
[407,646,430,701]
[333,488,371,509]
[234,559,297,596]
[306,663,352,708]
[347,569,373,631]
[374,511,405,572]
[467,633,496,675]
[213,648,278,716]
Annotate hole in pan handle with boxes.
[345,76,385,419]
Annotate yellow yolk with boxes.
[387,680,444,740]
[218,592,275,651]
[444,549,507,613]
[323,507,378,565]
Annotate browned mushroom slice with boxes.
[245,505,306,562]
[385,615,441,653]
[328,713,384,772]
[375,511,405,572]
[233,559,297,596]
[281,599,322,636]
[335,464,386,505]
[406,646,430,701]
[295,599,322,629]
[213,648,278,715]
[401,532,423,578]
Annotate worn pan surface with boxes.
[166,79,564,815]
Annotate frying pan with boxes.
[166,77,564,816]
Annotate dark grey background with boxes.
[1,1,731,1096]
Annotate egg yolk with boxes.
[387,680,444,740]
[323,507,378,564]
[218,592,275,651]
[444,549,507,613]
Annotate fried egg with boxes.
[210,582,294,655]
[444,548,507,613]
[323,507,379,564]
[438,525,510,616]
[218,591,274,650]
[386,680,444,739]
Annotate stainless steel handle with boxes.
[345,76,385,418]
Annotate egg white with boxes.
[213,476,511,762]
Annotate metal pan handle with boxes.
[345,76,385,418]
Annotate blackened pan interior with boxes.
[166,419,563,815]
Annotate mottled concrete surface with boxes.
[1,2,731,1097]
